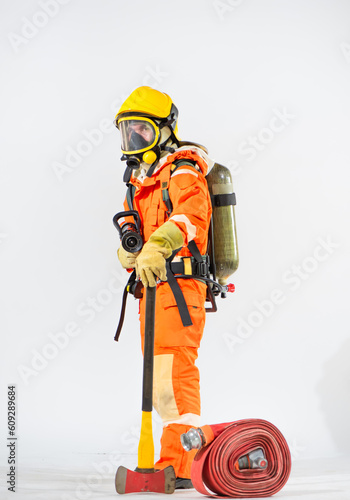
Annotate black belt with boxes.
[170,255,210,278]
[164,247,210,329]
[114,245,210,341]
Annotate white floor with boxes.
[1,455,350,500]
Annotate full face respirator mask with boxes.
[117,116,161,171]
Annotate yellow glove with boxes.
[117,245,140,269]
[135,221,184,287]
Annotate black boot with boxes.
[175,477,193,489]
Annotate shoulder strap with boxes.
[159,163,173,217]
[171,158,197,174]
[161,159,198,217]
[187,240,204,263]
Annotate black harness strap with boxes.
[166,259,193,327]
[161,161,206,327]
[161,181,173,216]
[114,270,136,341]
[161,159,197,218]
[171,158,197,174]
[114,185,136,341]
[188,240,204,263]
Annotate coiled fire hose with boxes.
[182,419,291,497]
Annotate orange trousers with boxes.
[139,280,206,478]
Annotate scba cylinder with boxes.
[206,163,239,285]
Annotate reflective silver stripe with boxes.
[172,168,198,178]
[163,413,201,428]
[169,214,197,241]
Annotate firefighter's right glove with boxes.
[135,221,184,287]
[117,245,140,269]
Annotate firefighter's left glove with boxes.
[135,221,184,287]
[117,245,140,269]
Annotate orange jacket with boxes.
[123,148,212,258]
[124,148,212,348]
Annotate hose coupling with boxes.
[180,427,206,452]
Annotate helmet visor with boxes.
[119,118,158,153]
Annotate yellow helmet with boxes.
[114,87,180,167]
[116,86,174,121]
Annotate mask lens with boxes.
[119,119,156,152]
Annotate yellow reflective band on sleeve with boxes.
[137,411,154,470]
[183,257,192,275]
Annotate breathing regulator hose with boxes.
[181,419,291,498]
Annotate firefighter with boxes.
[115,86,212,488]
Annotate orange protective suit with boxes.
[123,147,212,478]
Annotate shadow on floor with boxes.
[316,338,350,453]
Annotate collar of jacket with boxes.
[130,147,211,188]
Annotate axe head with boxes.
[115,465,176,494]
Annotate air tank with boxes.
[206,162,239,285]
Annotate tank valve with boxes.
[180,428,205,452]
[235,448,268,470]
[221,283,235,298]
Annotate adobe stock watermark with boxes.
[223,236,339,352]
[0,232,8,244]
[59,422,140,500]
[8,0,73,54]
[52,65,169,182]
[213,0,245,21]
[288,438,306,461]
[60,450,121,500]
[340,41,350,64]
[17,267,126,385]
[227,107,295,176]
[60,417,164,499]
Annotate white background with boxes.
[1,0,350,481]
